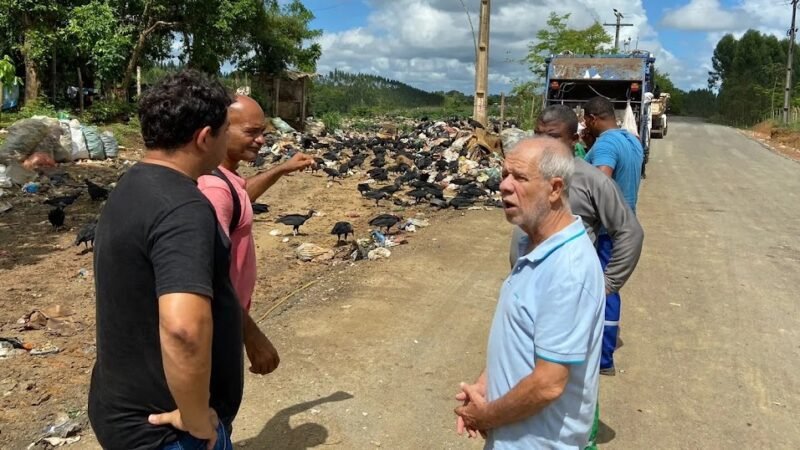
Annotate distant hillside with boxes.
[310,70,444,114]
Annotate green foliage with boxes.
[18,99,57,117]
[81,98,134,123]
[311,70,444,115]
[66,0,133,82]
[0,54,21,86]
[320,111,341,131]
[237,0,322,75]
[508,80,541,130]
[525,13,612,78]
[708,30,798,125]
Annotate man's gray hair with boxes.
[508,137,574,194]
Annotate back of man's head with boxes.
[583,96,616,120]
[138,69,232,151]
[539,105,579,135]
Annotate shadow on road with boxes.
[236,391,354,449]
[597,419,617,444]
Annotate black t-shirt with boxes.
[88,163,243,449]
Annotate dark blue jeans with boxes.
[160,422,232,450]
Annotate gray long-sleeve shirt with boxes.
[510,158,644,293]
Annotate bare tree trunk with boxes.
[77,67,84,114]
[51,46,57,105]
[22,29,40,106]
[120,17,176,99]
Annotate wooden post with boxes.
[499,92,505,130]
[51,47,57,104]
[473,0,490,126]
[77,67,84,114]
[300,76,307,126]
[529,94,535,128]
[273,77,280,118]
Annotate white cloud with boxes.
[316,0,681,93]
[661,0,749,31]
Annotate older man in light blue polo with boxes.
[455,137,605,449]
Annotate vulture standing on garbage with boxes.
[48,207,65,229]
[276,210,315,235]
[331,221,354,241]
[75,221,97,249]
[369,214,402,233]
[85,179,109,201]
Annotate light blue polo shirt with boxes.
[584,128,643,214]
[486,217,605,449]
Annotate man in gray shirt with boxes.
[511,106,644,295]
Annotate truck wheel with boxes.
[663,124,668,137]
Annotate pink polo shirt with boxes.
[198,166,256,311]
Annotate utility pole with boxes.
[473,0,490,127]
[604,9,634,51]
[783,0,799,124]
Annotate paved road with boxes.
[78,119,800,448]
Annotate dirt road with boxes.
[232,118,800,449]
[14,118,799,448]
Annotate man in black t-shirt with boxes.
[88,70,243,450]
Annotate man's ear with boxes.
[549,177,565,202]
[194,126,213,151]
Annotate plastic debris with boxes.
[269,229,282,236]
[367,247,391,260]
[295,243,332,262]
[271,117,296,133]
[30,344,60,356]
[22,181,40,194]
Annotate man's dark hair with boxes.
[583,97,616,119]
[138,69,232,151]
[539,105,579,135]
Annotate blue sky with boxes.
[296,0,791,93]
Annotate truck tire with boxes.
[663,123,668,137]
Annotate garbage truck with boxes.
[544,50,657,169]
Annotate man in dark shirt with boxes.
[88,69,242,450]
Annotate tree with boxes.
[237,0,322,75]
[525,13,612,78]
[0,0,77,105]
[707,30,798,125]
[66,1,133,85]
[0,54,22,119]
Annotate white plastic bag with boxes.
[622,101,639,138]
[69,119,89,160]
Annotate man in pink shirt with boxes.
[199,96,314,375]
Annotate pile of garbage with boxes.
[0,116,118,185]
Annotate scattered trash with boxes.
[0,338,30,358]
[77,268,89,278]
[407,218,429,228]
[30,343,60,356]
[282,237,290,243]
[367,247,391,260]
[669,302,682,307]
[28,414,83,448]
[22,181,41,194]
[271,117,296,133]
[0,201,11,213]
[269,229,282,236]
[295,243,333,262]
